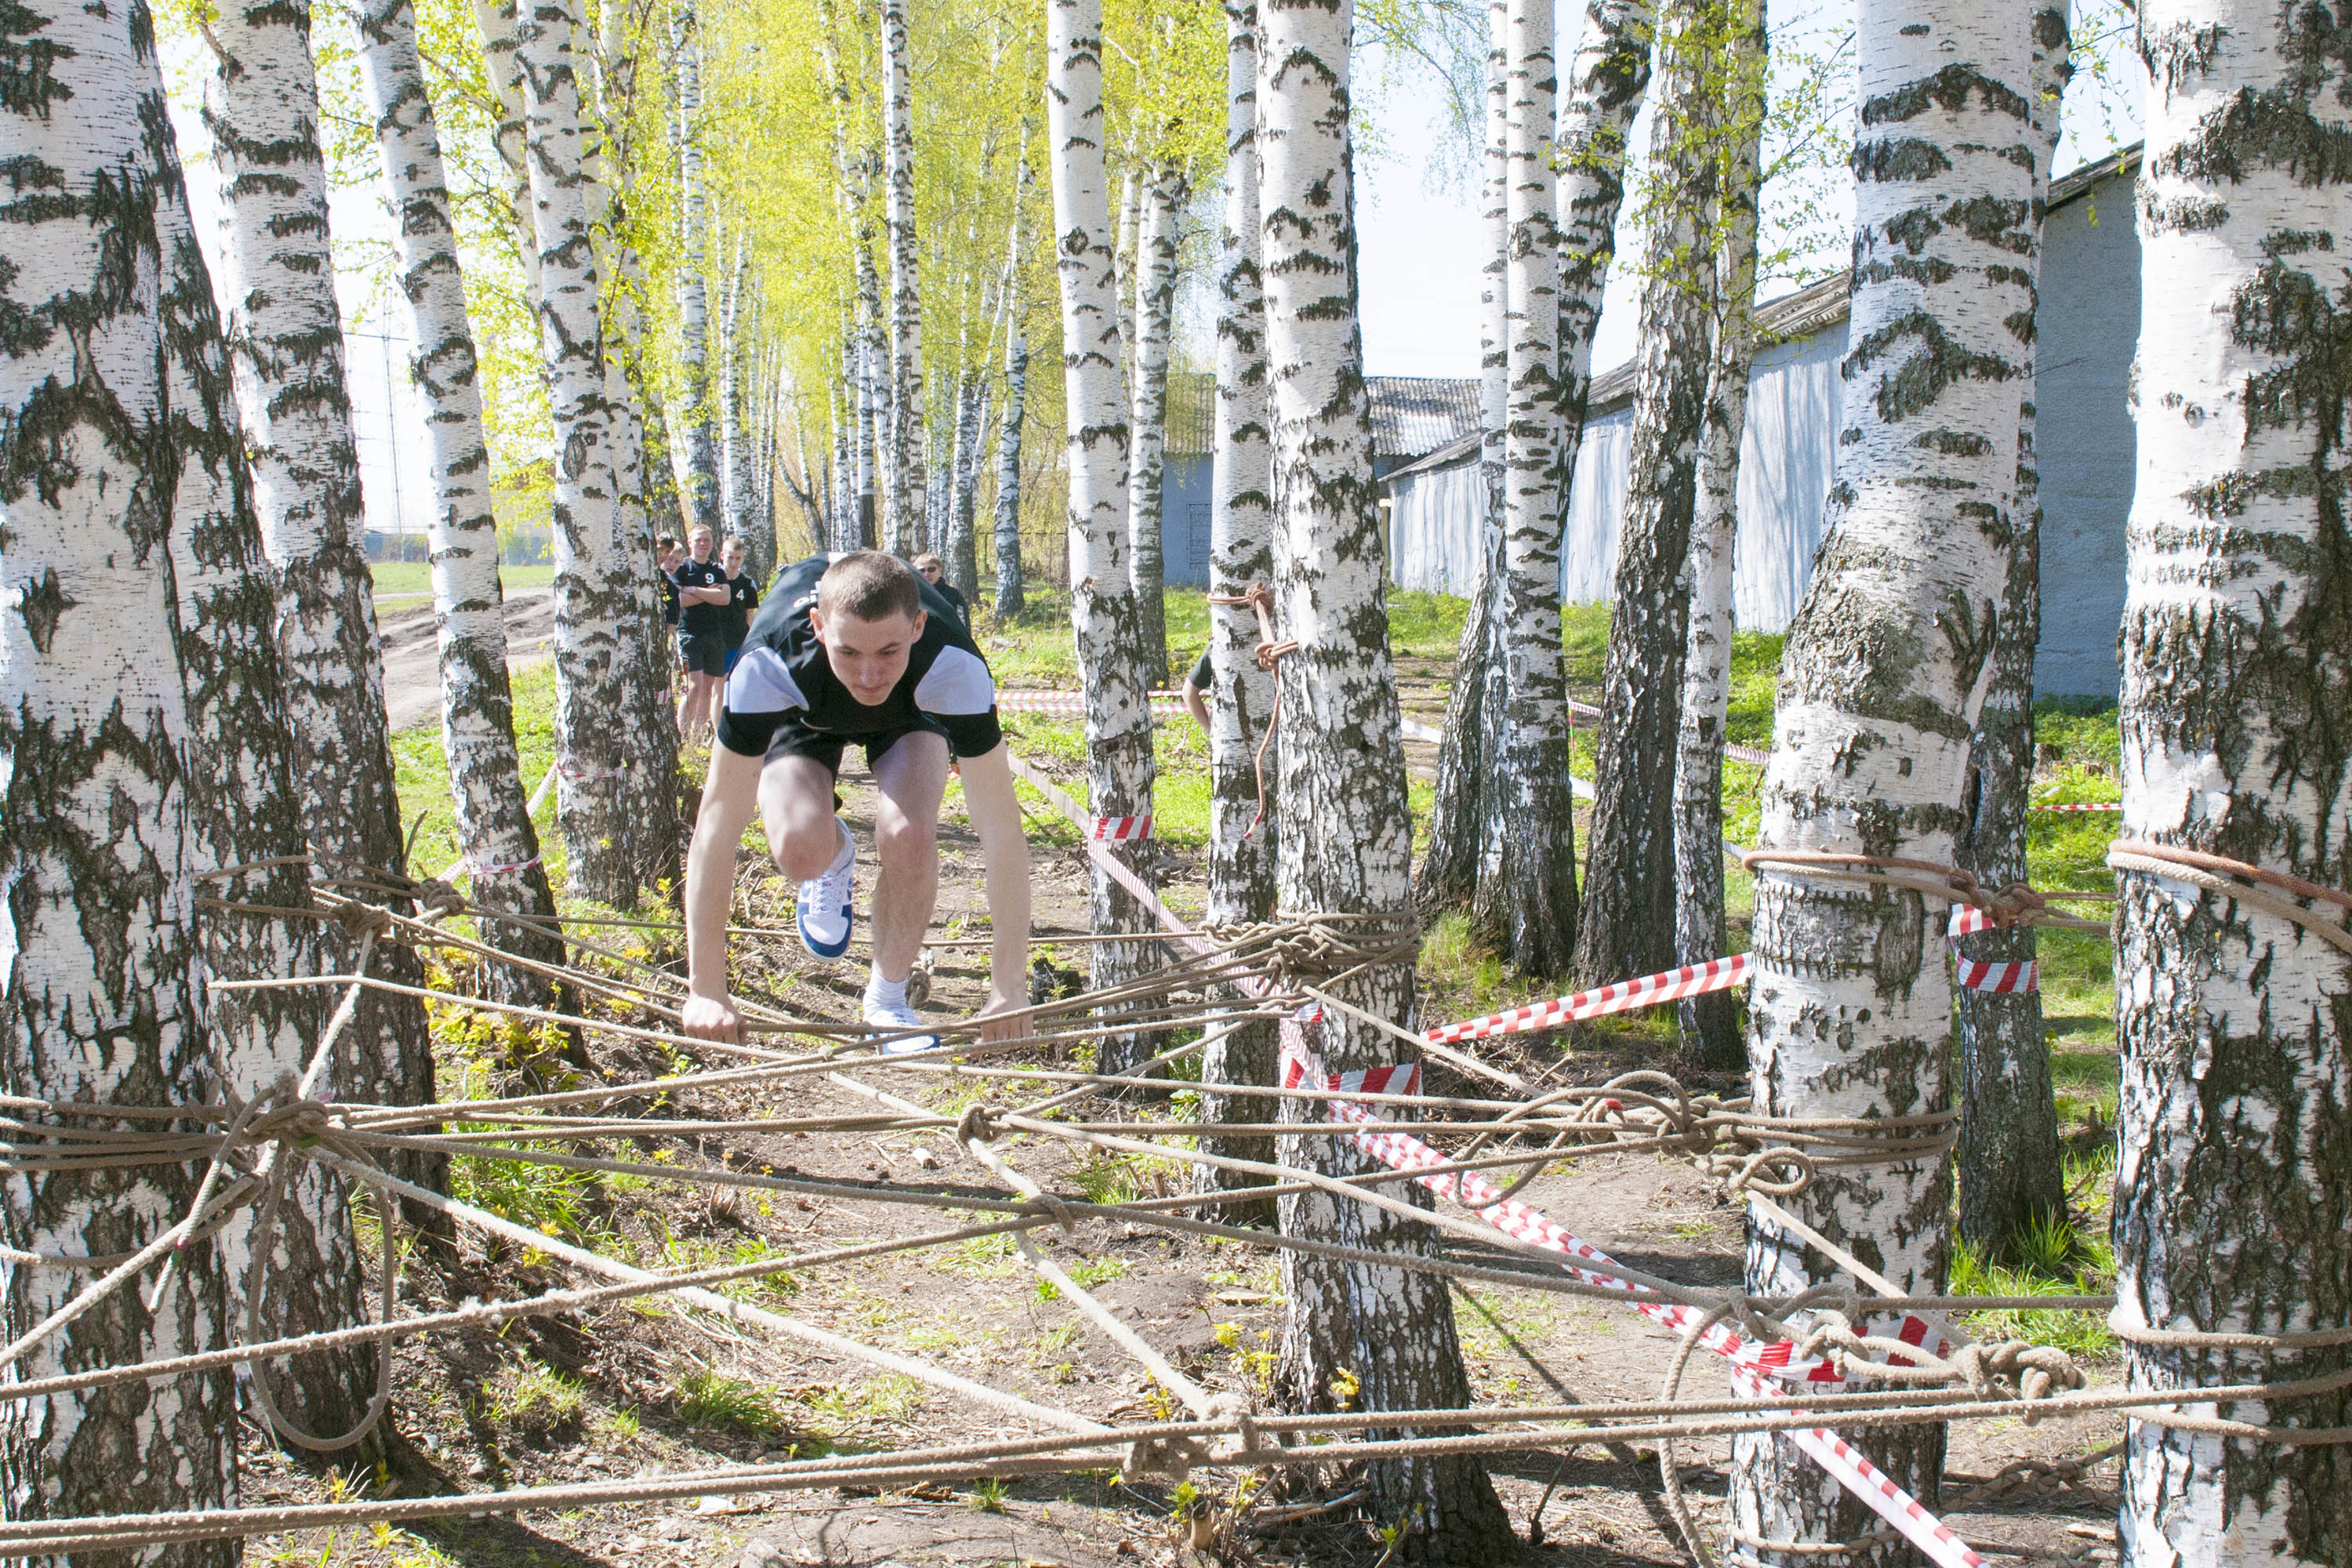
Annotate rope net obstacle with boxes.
[8,758,2346,1565]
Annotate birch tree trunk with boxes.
[721,233,760,548]
[949,374,985,597]
[883,0,926,555]
[355,0,568,1007]
[1128,164,1182,689]
[671,1,720,532]
[1557,0,1655,453]
[856,256,884,548]
[157,69,374,1448]
[1,5,241,1540]
[1258,0,1513,1552]
[993,145,1031,615]
[1953,0,2069,1256]
[1418,0,1510,911]
[1730,3,2038,1554]
[579,2,685,892]
[2112,2,2352,1558]
[511,0,643,905]
[1575,0,1720,989]
[1473,0,1577,975]
[1196,0,1278,1214]
[1046,0,1158,1073]
[995,318,1029,614]
[1671,0,1765,1075]
[204,0,437,1143]
[476,0,542,304]
[1115,165,1142,384]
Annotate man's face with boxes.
[811,606,927,705]
[917,562,941,584]
[723,544,746,575]
[689,529,714,561]
[660,546,682,570]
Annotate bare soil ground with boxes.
[239,750,2122,1568]
[378,590,559,735]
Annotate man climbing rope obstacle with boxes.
[682,551,1033,1051]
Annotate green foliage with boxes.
[1948,1221,2115,1359]
[676,1370,787,1434]
[487,1364,587,1432]
[1036,1254,1128,1301]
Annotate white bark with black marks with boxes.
[1953,0,2069,1256]
[949,372,985,597]
[1,2,240,1541]
[1196,0,1278,1210]
[1046,0,1157,1069]
[670,0,719,532]
[1128,164,1182,688]
[882,0,926,555]
[1420,0,1510,912]
[1732,5,2038,1554]
[993,145,1031,614]
[1671,0,1766,1075]
[1577,0,1721,989]
[355,0,568,1007]
[1475,0,1577,975]
[2112,0,2352,1559]
[509,0,644,905]
[204,0,435,1138]
[1257,0,1514,1554]
[1556,0,1655,443]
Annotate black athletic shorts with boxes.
[677,630,727,677]
[751,713,950,776]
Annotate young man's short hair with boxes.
[657,535,680,553]
[910,552,944,574]
[818,550,924,624]
[688,523,715,542]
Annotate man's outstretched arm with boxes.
[682,743,766,1042]
[955,742,1033,1043]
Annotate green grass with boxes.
[488,1364,587,1430]
[389,661,561,884]
[368,561,554,601]
[676,1370,786,1433]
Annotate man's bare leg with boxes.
[866,731,949,985]
[757,753,848,880]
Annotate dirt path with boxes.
[376,589,560,734]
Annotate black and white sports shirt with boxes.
[716,554,1001,759]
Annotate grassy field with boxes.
[369,561,556,601]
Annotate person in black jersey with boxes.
[657,535,684,630]
[720,536,760,666]
[911,553,968,629]
[673,524,730,740]
[681,550,1032,1052]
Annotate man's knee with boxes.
[874,811,936,866]
[769,818,841,881]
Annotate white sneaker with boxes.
[796,821,855,960]
[862,994,938,1055]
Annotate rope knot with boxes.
[955,1104,1001,1145]
[1121,1432,1210,1486]
[415,880,466,918]
[1204,1389,1263,1461]
[336,903,395,940]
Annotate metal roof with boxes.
[1367,376,1483,463]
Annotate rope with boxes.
[2107,838,2352,958]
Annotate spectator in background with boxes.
[911,553,967,630]
[1181,648,1213,734]
[658,535,684,633]
[720,537,760,672]
[673,524,730,741]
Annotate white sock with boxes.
[865,971,909,1011]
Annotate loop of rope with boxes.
[2108,838,2352,958]
[1739,850,2111,933]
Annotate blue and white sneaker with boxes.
[862,993,938,1055]
[796,821,856,960]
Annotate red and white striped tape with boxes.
[1280,1013,1983,1568]
[2028,800,2122,813]
[1946,905,2035,994]
[1424,954,1751,1045]
[1091,815,1152,842]
[995,688,1188,718]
